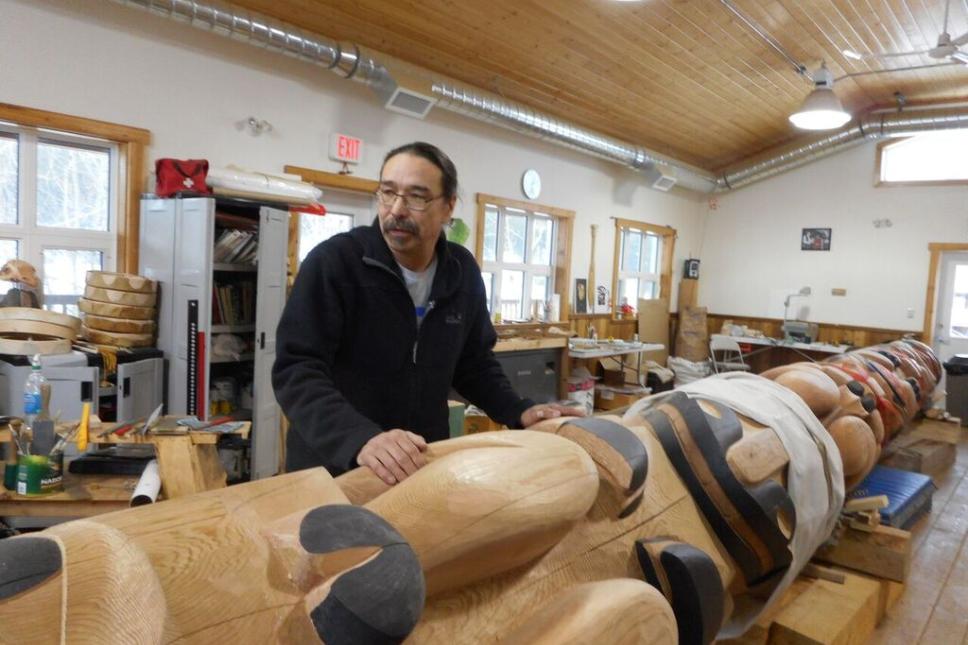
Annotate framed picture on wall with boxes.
[801,228,831,251]
[575,278,588,313]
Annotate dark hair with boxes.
[381,142,458,200]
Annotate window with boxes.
[480,203,555,320]
[0,122,120,315]
[949,264,968,339]
[611,218,676,312]
[878,131,968,184]
[476,194,574,322]
[298,211,354,262]
[617,227,661,305]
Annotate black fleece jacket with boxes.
[272,222,534,474]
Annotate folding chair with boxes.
[709,335,751,374]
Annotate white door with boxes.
[933,252,968,398]
[250,206,289,479]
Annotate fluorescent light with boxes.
[842,49,864,60]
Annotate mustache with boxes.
[383,218,419,234]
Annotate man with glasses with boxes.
[273,142,578,485]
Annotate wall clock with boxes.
[522,169,542,200]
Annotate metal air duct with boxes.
[110,0,968,194]
[109,0,718,192]
[720,107,968,189]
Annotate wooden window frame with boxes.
[923,242,968,344]
[0,103,150,273]
[475,193,574,322]
[875,136,968,188]
[611,217,676,314]
[283,165,379,283]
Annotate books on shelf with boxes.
[214,228,259,264]
[211,281,255,326]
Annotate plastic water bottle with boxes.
[23,354,48,436]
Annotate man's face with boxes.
[378,153,455,268]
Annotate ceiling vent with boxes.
[376,68,437,119]
[644,164,677,191]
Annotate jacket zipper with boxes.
[412,300,436,364]
[362,255,441,432]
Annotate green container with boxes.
[3,462,17,491]
[15,454,63,496]
[448,400,466,438]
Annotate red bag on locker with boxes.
[154,158,212,197]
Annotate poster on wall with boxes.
[596,285,609,314]
[575,278,588,313]
[801,228,831,251]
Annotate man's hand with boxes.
[357,429,428,485]
[520,403,586,428]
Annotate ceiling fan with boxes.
[843,0,968,65]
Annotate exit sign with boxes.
[329,133,363,164]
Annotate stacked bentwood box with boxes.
[0,307,81,355]
[79,271,157,348]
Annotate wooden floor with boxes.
[871,430,968,644]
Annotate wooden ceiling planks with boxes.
[232,0,968,170]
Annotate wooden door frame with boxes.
[923,242,968,344]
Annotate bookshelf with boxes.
[140,196,288,480]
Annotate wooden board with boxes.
[494,337,567,352]
[83,285,157,308]
[814,525,911,583]
[85,271,157,294]
[81,325,154,348]
[770,571,881,645]
[153,435,227,499]
[880,440,956,480]
[78,298,156,321]
[0,468,135,518]
[0,306,81,332]
[637,297,669,366]
[0,337,71,356]
[678,278,699,310]
[81,313,155,335]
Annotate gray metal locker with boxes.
[140,196,287,480]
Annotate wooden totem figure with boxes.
[0,341,941,644]
[760,338,942,489]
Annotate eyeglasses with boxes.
[375,188,443,212]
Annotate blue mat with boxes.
[848,465,935,529]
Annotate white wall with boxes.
[700,142,968,332]
[3,0,705,312]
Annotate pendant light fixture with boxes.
[789,63,851,130]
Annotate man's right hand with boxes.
[357,429,429,485]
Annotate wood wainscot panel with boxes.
[706,314,920,347]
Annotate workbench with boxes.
[711,333,849,374]
[0,466,135,518]
[0,418,251,519]
[568,340,665,386]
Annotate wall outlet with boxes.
[831,288,847,296]
[906,308,915,319]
